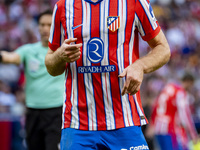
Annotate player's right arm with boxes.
[45,38,82,76]
[46,3,82,76]
[0,51,21,65]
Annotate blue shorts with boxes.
[60,126,149,150]
[155,135,185,150]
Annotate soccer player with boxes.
[0,10,64,150]
[45,0,171,149]
[150,73,199,150]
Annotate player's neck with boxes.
[91,0,98,2]
[41,41,48,47]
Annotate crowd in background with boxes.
[0,0,200,149]
[140,0,200,131]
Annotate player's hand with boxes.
[119,61,144,96]
[58,38,82,63]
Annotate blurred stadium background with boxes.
[0,0,199,149]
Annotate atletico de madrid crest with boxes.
[107,16,120,32]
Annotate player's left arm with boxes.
[119,30,170,95]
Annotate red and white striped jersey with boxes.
[151,83,198,139]
[49,0,160,131]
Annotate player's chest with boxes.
[60,0,136,39]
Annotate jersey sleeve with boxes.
[15,44,30,63]
[135,0,161,41]
[48,3,63,51]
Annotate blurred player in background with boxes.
[45,0,170,149]
[148,73,199,150]
[0,10,64,150]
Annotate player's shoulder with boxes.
[16,43,32,51]
[55,0,66,8]
[163,83,177,97]
[17,42,40,51]
[165,82,186,96]
[26,42,41,48]
[171,83,183,91]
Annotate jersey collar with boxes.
[83,0,103,5]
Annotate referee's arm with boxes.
[0,51,21,65]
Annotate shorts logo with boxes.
[121,144,149,150]
[107,16,120,32]
[87,37,104,63]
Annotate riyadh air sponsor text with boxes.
[78,65,116,73]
